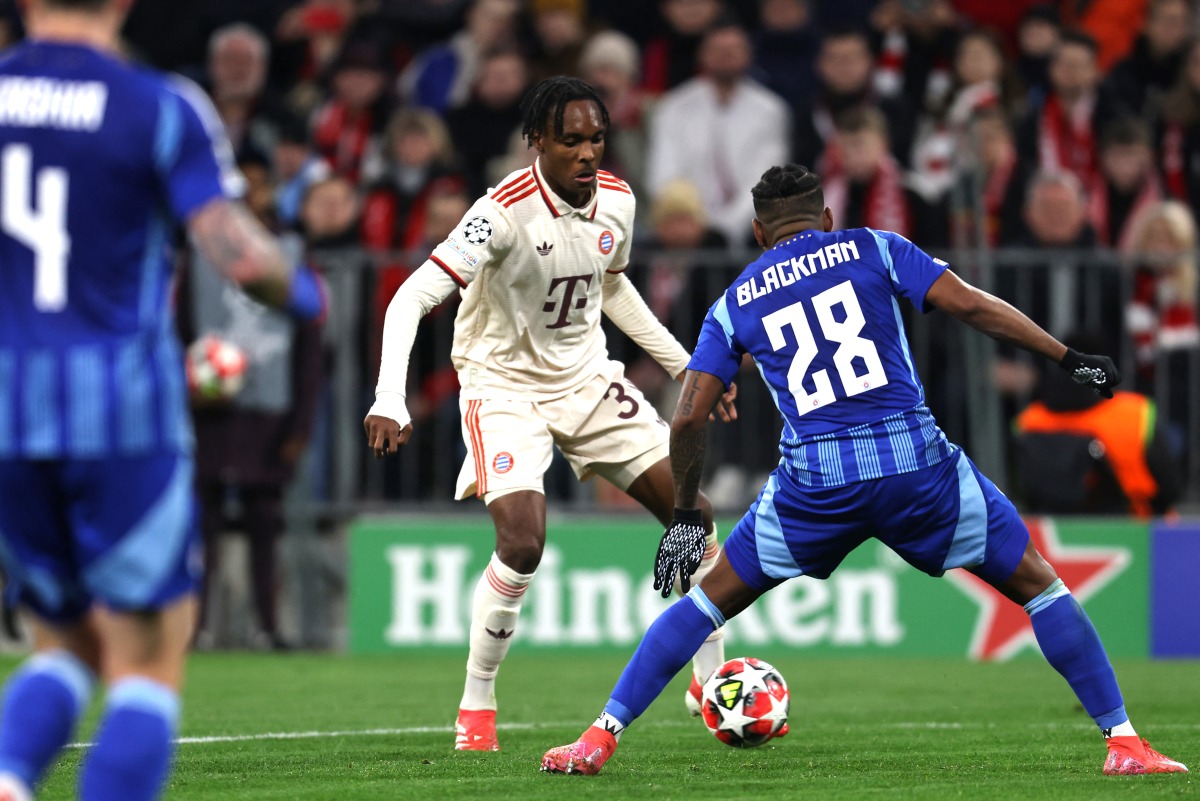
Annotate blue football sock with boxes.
[80,677,180,801]
[0,650,94,788]
[603,588,725,728]
[1026,579,1127,731]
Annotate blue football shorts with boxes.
[0,452,201,623]
[723,449,1029,591]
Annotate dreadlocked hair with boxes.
[520,76,610,147]
[751,164,825,223]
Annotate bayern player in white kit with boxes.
[364,77,736,751]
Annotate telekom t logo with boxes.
[543,274,592,329]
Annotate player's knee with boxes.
[494,537,543,574]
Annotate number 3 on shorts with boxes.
[604,381,639,419]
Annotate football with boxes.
[699,657,790,748]
[186,335,248,401]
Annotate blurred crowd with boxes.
[1,0,1196,517]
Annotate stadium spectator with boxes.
[272,0,359,105]
[1122,201,1200,401]
[302,174,363,249]
[868,0,959,118]
[793,26,914,172]
[995,172,1122,400]
[752,0,820,110]
[579,29,651,193]
[525,0,590,84]
[206,23,291,158]
[1013,4,1060,109]
[396,0,520,113]
[950,0,1042,47]
[1060,0,1149,72]
[909,28,1022,205]
[181,212,326,652]
[310,38,395,184]
[365,77,736,753]
[631,179,730,361]
[1157,40,1200,211]
[640,0,727,95]
[645,21,790,246]
[954,107,1031,247]
[362,108,462,252]
[822,107,914,240]
[272,114,332,230]
[1089,118,1163,251]
[1014,332,1180,518]
[1105,0,1191,118]
[445,48,531,197]
[1019,30,1126,189]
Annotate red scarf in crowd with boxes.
[824,155,911,237]
[1038,93,1097,185]
[980,150,1016,246]
[311,99,373,183]
[1128,266,1200,375]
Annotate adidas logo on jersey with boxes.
[537,241,553,256]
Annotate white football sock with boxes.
[459,552,534,711]
[1105,720,1136,738]
[686,524,725,682]
[593,711,626,740]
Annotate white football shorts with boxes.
[454,360,670,501]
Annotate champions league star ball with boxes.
[186,335,248,400]
[700,657,790,748]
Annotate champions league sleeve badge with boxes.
[463,216,494,245]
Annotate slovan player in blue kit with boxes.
[540,164,1188,778]
[0,0,323,799]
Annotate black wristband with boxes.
[1059,347,1083,372]
[673,507,704,525]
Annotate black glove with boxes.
[1059,348,1121,399]
[653,507,707,599]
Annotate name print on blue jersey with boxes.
[736,238,861,307]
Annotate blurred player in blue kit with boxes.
[542,164,1189,777]
[0,1,323,799]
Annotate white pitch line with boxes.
[65,722,543,749]
[62,719,1200,750]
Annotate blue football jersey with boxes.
[690,227,957,487]
[0,41,241,458]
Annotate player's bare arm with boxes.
[189,197,291,305]
[926,268,1121,396]
[677,369,739,423]
[925,269,1067,362]
[669,369,726,509]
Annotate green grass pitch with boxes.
[9,651,1197,800]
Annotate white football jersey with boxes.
[429,158,637,399]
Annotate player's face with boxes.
[534,100,606,207]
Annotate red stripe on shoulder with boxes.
[597,171,630,187]
[598,181,632,195]
[605,267,628,274]
[492,175,534,203]
[502,185,539,207]
[490,170,532,199]
[430,255,468,288]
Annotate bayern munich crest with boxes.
[598,230,614,254]
[493,452,514,473]
[463,216,493,245]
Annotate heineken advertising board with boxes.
[349,515,1147,659]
